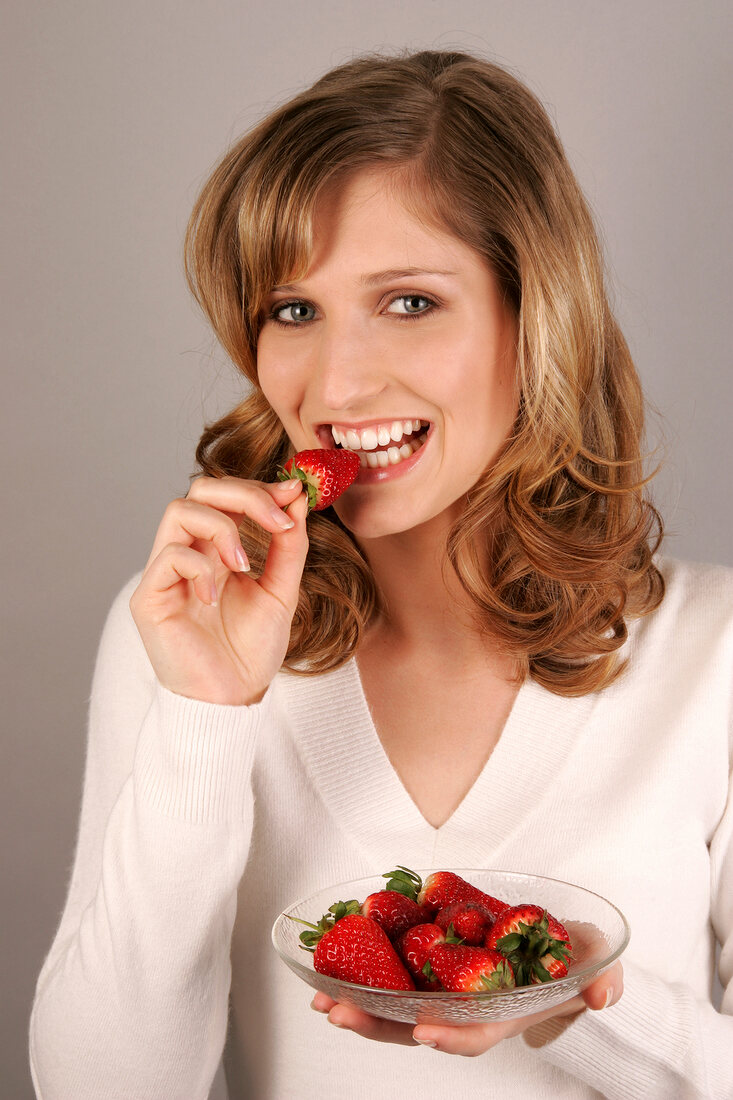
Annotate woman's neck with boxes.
[357,516,513,674]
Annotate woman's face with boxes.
[257,167,518,541]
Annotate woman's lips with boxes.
[311,420,432,484]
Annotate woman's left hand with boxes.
[310,961,623,1056]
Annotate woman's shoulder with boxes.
[654,553,733,621]
[632,553,733,664]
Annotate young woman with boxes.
[30,50,732,1098]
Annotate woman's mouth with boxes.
[326,419,430,469]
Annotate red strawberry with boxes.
[361,890,432,941]
[435,900,495,946]
[428,944,515,993]
[291,901,415,991]
[397,922,461,990]
[385,866,508,923]
[485,904,572,985]
[314,915,415,990]
[535,953,570,981]
[278,448,360,512]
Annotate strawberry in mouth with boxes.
[322,419,431,470]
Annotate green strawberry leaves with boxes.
[381,865,422,902]
[421,959,438,983]
[288,898,361,951]
[495,911,572,985]
[443,922,463,945]
[479,959,515,991]
[277,465,318,512]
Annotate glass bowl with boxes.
[272,868,630,1024]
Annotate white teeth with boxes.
[334,425,430,473]
[329,420,430,452]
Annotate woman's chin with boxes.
[332,494,458,544]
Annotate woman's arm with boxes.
[28,575,272,1100]
[524,770,733,1099]
[30,476,308,1098]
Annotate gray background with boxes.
[3,2,731,1097]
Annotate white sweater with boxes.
[29,555,733,1100]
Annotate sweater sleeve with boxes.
[29,574,273,1100]
[525,753,733,1098]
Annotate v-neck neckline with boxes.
[277,657,598,869]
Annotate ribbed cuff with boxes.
[133,681,274,824]
[526,960,707,1098]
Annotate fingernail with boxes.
[310,997,327,1014]
[270,506,295,529]
[604,987,614,1009]
[234,546,250,572]
[413,1029,439,1047]
[278,478,302,489]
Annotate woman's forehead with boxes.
[306,166,474,271]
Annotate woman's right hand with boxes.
[129,475,309,706]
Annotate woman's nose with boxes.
[313,322,387,412]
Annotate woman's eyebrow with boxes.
[359,267,458,286]
[271,268,458,293]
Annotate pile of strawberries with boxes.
[293,866,573,993]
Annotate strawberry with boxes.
[397,922,462,990]
[291,898,361,949]
[315,915,416,991]
[278,448,360,512]
[360,890,432,941]
[434,900,495,946]
[428,944,516,993]
[291,902,415,991]
[420,872,510,921]
[485,904,573,985]
[383,866,509,922]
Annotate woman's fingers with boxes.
[311,995,418,1047]
[186,474,303,527]
[146,499,248,575]
[412,1017,531,1055]
[142,543,221,608]
[145,477,303,573]
[580,960,623,1011]
[257,490,309,613]
[311,962,625,1057]
[411,990,587,1056]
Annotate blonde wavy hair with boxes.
[184,48,664,696]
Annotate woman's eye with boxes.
[270,301,316,325]
[267,294,437,327]
[386,295,435,319]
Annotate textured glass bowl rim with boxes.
[272,867,631,1001]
